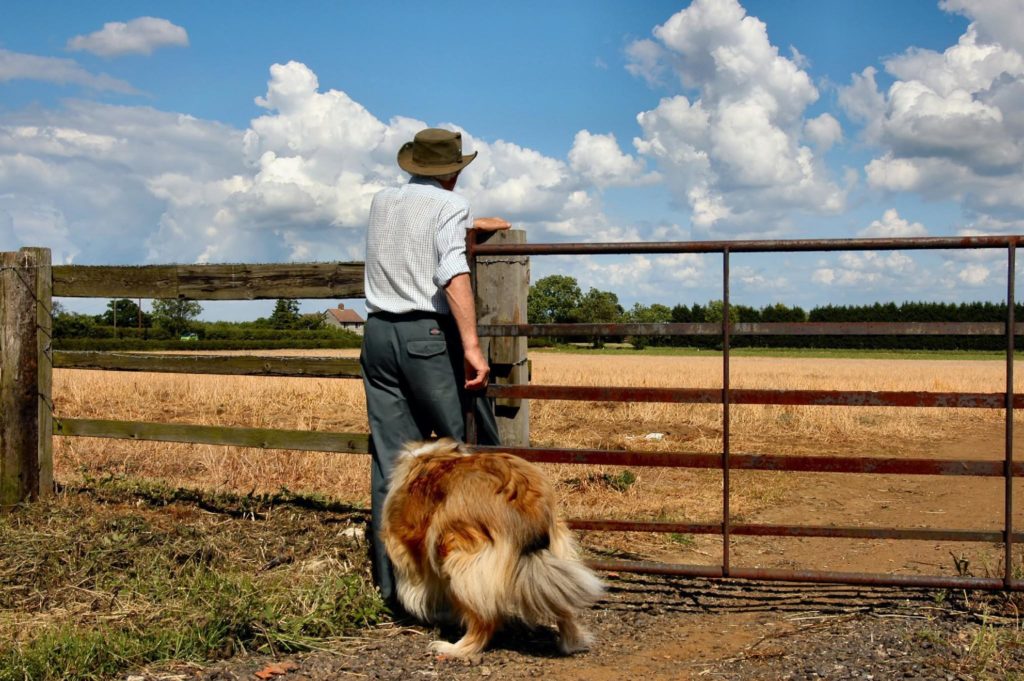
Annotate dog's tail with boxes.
[509,528,604,625]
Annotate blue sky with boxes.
[2,0,1022,320]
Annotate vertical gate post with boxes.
[473,229,530,446]
[1,247,53,509]
[1005,241,1015,587]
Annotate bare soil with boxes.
[113,421,1024,681]
[183,576,1016,681]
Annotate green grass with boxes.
[532,344,1020,360]
[0,480,385,681]
[667,533,696,548]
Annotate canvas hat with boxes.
[397,128,478,176]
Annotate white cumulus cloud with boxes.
[811,251,918,289]
[958,263,990,285]
[67,17,190,57]
[804,114,842,151]
[2,60,662,269]
[627,0,845,236]
[840,2,1024,229]
[859,209,928,238]
[0,100,242,264]
[568,130,657,187]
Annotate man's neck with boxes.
[411,175,455,191]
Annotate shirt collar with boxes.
[409,176,444,189]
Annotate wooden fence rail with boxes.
[1,230,529,506]
[55,418,369,454]
[53,351,363,378]
[53,262,364,300]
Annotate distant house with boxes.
[323,303,365,335]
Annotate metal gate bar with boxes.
[473,444,1022,476]
[1006,242,1016,588]
[722,247,732,576]
[468,234,1022,590]
[488,384,1020,409]
[568,520,1024,543]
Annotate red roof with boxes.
[326,305,365,324]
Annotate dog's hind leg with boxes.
[556,612,594,654]
[427,610,496,660]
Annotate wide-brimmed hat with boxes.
[397,128,477,176]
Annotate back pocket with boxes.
[406,340,447,358]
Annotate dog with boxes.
[381,438,604,659]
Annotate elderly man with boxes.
[361,127,508,604]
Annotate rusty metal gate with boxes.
[468,234,1021,591]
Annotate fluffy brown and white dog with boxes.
[382,438,604,658]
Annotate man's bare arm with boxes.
[444,272,489,390]
[472,217,511,231]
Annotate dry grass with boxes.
[53,350,1021,540]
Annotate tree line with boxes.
[528,275,1022,350]
[53,298,360,350]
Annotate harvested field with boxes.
[54,350,1015,520]
[52,350,1023,575]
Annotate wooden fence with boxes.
[0,230,528,507]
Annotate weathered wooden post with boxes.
[473,229,530,446]
[1,247,53,509]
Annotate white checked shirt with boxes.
[364,176,473,314]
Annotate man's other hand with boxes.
[463,345,490,390]
[473,217,511,231]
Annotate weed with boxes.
[668,533,696,548]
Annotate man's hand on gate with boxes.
[463,345,490,390]
[473,217,511,231]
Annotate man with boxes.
[361,127,509,604]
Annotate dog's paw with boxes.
[557,624,594,655]
[427,640,459,656]
[428,640,482,664]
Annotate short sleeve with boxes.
[433,200,472,287]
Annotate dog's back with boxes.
[382,439,604,658]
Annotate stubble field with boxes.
[52,349,1023,574]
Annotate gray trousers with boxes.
[360,311,500,602]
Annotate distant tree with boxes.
[269,298,302,329]
[626,303,673,349]
[151,299,203,336]
[53,311,96,339]
[704,299,740,324]
[578,288,622,324]
[670,303,693,323]
[98,298,150,327]
[578,288,623,348]
[734,304,760,323]
[528,275,582,324]
[297,312,326,330]
[760,302,806,323]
